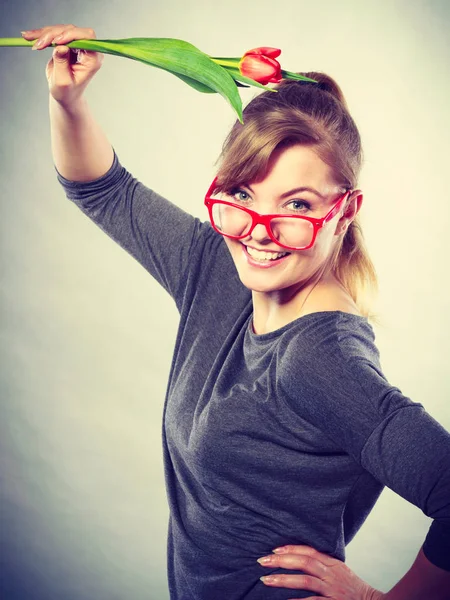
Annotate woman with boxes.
[23,23,450,600]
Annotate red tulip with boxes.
[239,47,282,85]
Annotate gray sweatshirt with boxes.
[56,150,450,599]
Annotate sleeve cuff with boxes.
[54,146,120,189]
[423,521,450,571]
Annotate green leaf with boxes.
[173,73,217,93]
[280,70,318,83]
[65,37,244,121]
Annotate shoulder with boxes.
[283,308,376,357]
[278,310,387,412]
[284,278,379,365]
[300,278,361,318]
[277,312,413,457]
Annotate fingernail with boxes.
[32,39,43,50]
[21,31,30,36]
[257,557,272,565]
[53,34,63,41]
[260,576,278,585]
[272,547,286,554]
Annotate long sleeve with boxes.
[55,148,211,308]
[279,312,450,570]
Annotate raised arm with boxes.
[22,24,114,181]
[49,95,114,182]
[23,23,220,305]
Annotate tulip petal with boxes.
[239,55,281,85]
[223,66,278,91]
[244,47,281,59]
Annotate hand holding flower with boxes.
[21,25,103,109]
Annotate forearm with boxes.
[379,547,450,600]
[49,95,114,181]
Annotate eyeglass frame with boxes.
[204,176,351,251]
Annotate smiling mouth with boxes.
[245,245,290,262]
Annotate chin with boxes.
[225,240,317,294]
[234,268,300,294]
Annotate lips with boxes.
[244,245,290,262]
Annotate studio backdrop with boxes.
[1,0,449,599]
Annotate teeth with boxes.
[246,246,288,261]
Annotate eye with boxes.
[230,188,252,204]
[284,199,311,212]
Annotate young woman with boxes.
[24,23,450,600]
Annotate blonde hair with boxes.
[215,72,377,317]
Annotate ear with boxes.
[335,189,363,236]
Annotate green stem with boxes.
[0,37,92,49]
[210,57,241,68]
[0,38,34,47]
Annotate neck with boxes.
[251,265,335,335]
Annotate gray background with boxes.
[1,0,449,598]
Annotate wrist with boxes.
[49,93,87,117]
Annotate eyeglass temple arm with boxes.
[323,191,351,224]
[204,176,219,203]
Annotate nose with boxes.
[246,222,272,245]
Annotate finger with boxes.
[274,545,319,555]
[274,545,337,567]
[30,25,95,51]
[257,553,327,578]
[22,24,73,33]
[287,597,323,600]
[50,46,76,85]
[21,26,64,39]
[50,45,98,68]
[50,27,100,64]
[260,573,326,594]
[31,30,71,51]
[21,30,39,39]
[51,27,97,45]
[22,24,74,44]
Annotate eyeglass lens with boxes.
[211,203,314,249]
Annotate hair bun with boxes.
[276,71,348,110]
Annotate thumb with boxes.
[51,45,74,85]
[53,45,71,62]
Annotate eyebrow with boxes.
[246,184,326,201]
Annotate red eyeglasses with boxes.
[204,177,350,251]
